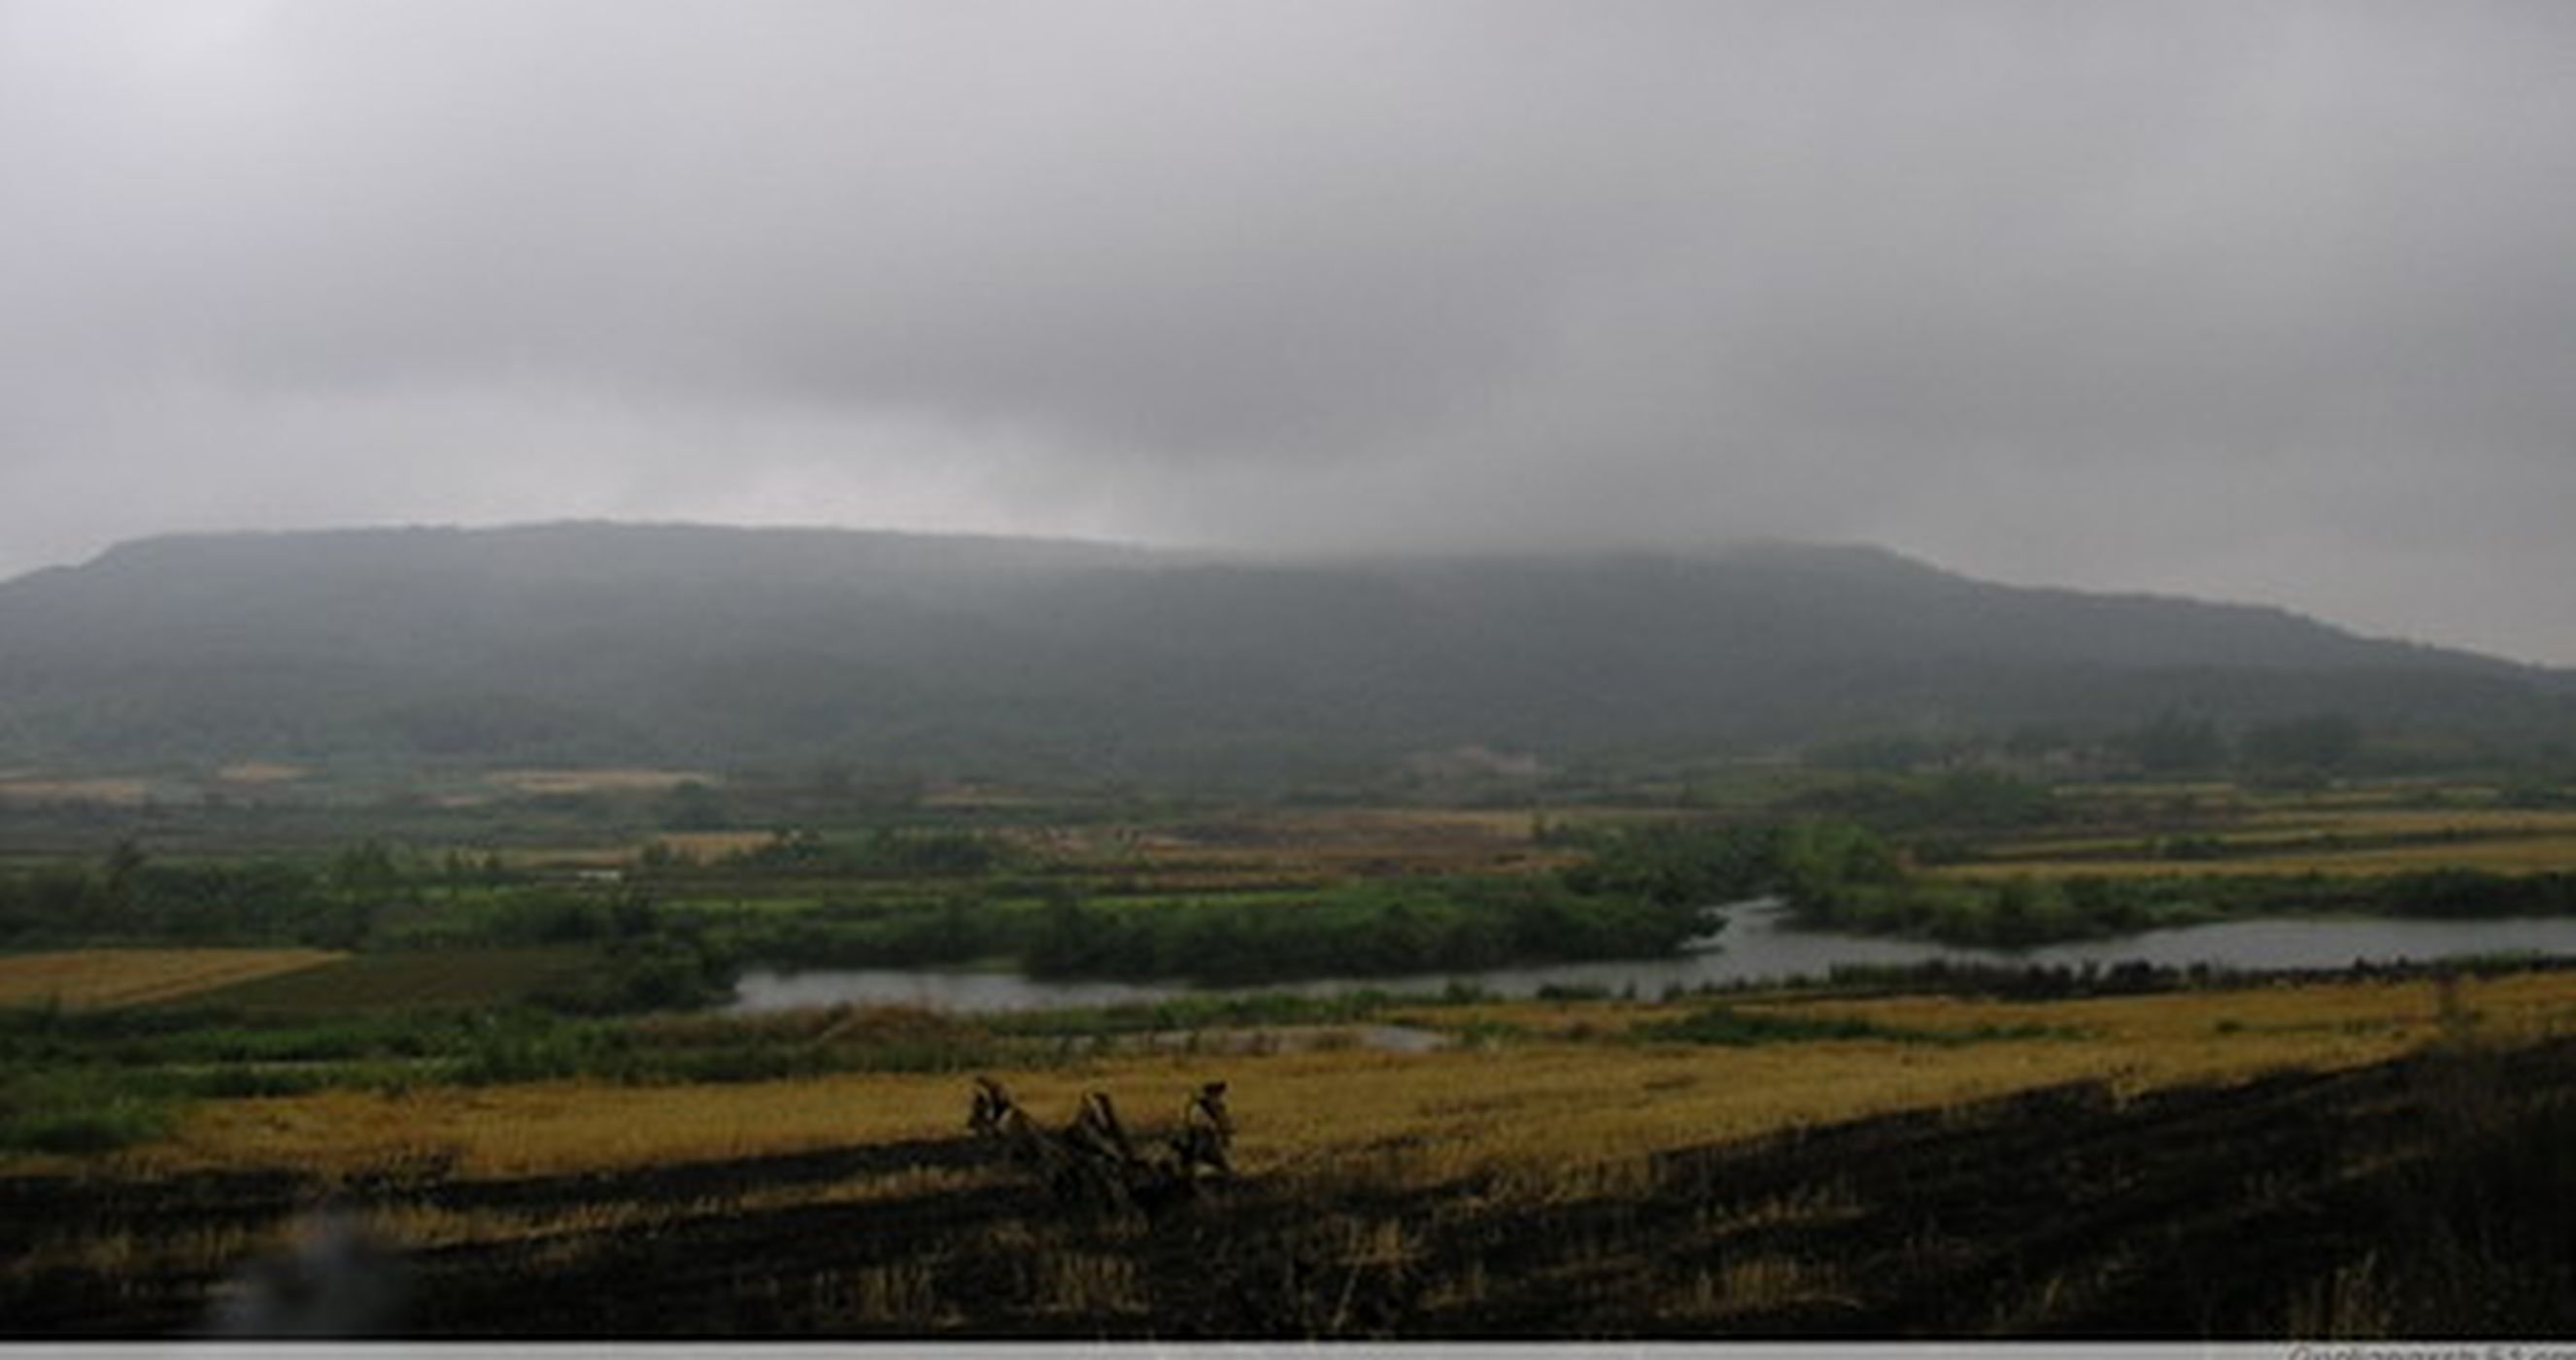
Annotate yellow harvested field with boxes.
[647,831,785,860]
[1967,807,2576,877]
[920,782,1045,809]
[2245,808,2576,835]
[2262,785,2482,809]
[1942,833,2576,879]
[213,762,307,784]
[1118,806,1601,883]
[122,971,2576,1184]
[485,767,713,796]
[0,778,153,805]
[499,845,630,869]
[0,949,344,1010]
[1782,969,2576,1050]
[2054,781,2244,801]
[498,830,779,873]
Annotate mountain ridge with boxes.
[0,523,2563,780]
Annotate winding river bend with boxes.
[728,900,2576,1015]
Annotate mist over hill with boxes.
[0,524,2565,783]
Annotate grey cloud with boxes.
[1,0,2571,663]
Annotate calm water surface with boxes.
[728,900,2576,1015]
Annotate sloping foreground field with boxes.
[0,950,344,1010]
[108,969,2576,1180]
[6,972,2576,1337]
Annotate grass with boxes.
[0,949,345,1010]
[1641,1004,2079,1047]
[1665,1257,1855,1320]
[0,1067,177,1153]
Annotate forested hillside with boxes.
[0,524,2564,781]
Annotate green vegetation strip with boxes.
[1643,1004,2082,1047]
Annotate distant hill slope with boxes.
[0,523,2564,781]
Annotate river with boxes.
[727,900,2576,1015]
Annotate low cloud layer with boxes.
[4,1,2572,661]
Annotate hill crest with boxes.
[0,523,2559,780]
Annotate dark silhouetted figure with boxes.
[966,1076,1237,1214]
[1168,1079,1235,1182]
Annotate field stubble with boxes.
[1956,803,2576,879]
[9,970,2576,1336]
[71,970,2576,1186]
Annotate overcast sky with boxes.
[4,1,2572,662]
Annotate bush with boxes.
[1643,1003,2077,1047]
[1644,1005,1894,1045]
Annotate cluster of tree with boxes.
[1817,958,2233,1000]
[639,827,1020,879]
[1814,708,2375,767]
[2374,869,2576,919]
[680,823,1779,983]
[1785,874,2197,949]
[0,847,367,949]
[706,894,1004,970]
[1557,820,1778,906]
[1773,826,2576,948]
[531,929,736,1014]
[1780,770,2060,837]
[1021,876,1711,984]
[1808,711,2383,782]
[2070,710,2369,778]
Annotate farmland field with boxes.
[214,764,309,786]
[0,777,155,806]
[648,831,793,861]
[1940,798,2576,880]
[1101,807,1587,890]
[74,969,2576,1181]
[5,773,2576,1336]
[484,767,715,797]
[0,949,343,1010]
[179,948,600,1014]
[1943,835,2576,879]
[6,968,2576,1336]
